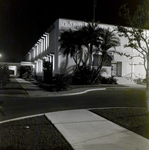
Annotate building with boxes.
[25,18,146,81]
[0,62,20,77]
[0,62,35,77]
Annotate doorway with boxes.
[112,62,122,77]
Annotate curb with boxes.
[27,88,106,97]
[87,107,146,110]
[0,113,44,124]
[0,88,106,97]
[0,94,28,97]
[1,107,146,124]
[59,88,106,96]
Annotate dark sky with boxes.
[0,0,142,62]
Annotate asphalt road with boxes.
[0,87,146,121]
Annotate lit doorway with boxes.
[112,62,122,77]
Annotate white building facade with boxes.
[25,18,146,81]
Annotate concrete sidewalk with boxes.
[0,78,28,97]
[45,109,149,150]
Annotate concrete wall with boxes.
[0,62,21,77]
[24,18,147,80]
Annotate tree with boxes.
[59,24,104,70]
[78,23,104,67]
[59,23,106,84]
[93,28,120,83]
[118,3,149,113]
[59,29,84,70]
[99,28,120,69]
[0,64,10,87]
[59,23,120,84]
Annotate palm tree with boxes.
[78,23,104,67]
[59,29,77,58]
[93,28,120,83]
[59,25,120,84]
[99,28,120,69]
[59,28,94,68]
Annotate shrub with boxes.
[137,78,144,84]
[20,66,33,80]
[143,78,146,83]
[52,74,71,91]
[100,76,117,84]
[0,64,10,87]
[72,65,101,85]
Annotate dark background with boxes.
[0,0,142,62]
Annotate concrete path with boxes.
[45,109,149,150]
[0,78,27,97]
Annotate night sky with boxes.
[0,0,142,62]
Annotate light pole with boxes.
[93,0,97,23]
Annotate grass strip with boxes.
[0,115,74,150]
[90,107,149,139]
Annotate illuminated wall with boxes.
[25,18,146,79]
[0,62,21,77]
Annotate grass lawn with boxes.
[0,115,74,150]
[90,107,149,139]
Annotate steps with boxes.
[115,77,136,85]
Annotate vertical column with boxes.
[48,33,50,52]
[38,39,44,57]
[31,49,34,61]
[33,47,35,59]
[34,45,37,59]
[51,54,55,72]
[42,38,44,56]
[43,33,49,54]
[44,37,46,52]
[35,61,38,75]
[27,52,29,61]
[46,32,50,54]
[29,53,31,61]
[37,43,39,57]
[55,20,59,74]
[42,36,46,54]
[45,34,48,52]
[38,41,41,57]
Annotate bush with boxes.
[72,65,101,85]
[0,64,10,87]
[20,66,33,80]
[100,76,117,84]
[137,78,144,84]
[52,74,71,91]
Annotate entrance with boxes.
[43,61,53,83]
[112,62,122,77]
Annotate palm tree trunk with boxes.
[73,56,80,72]
[89,42,93,68]
[93,54,105,84]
